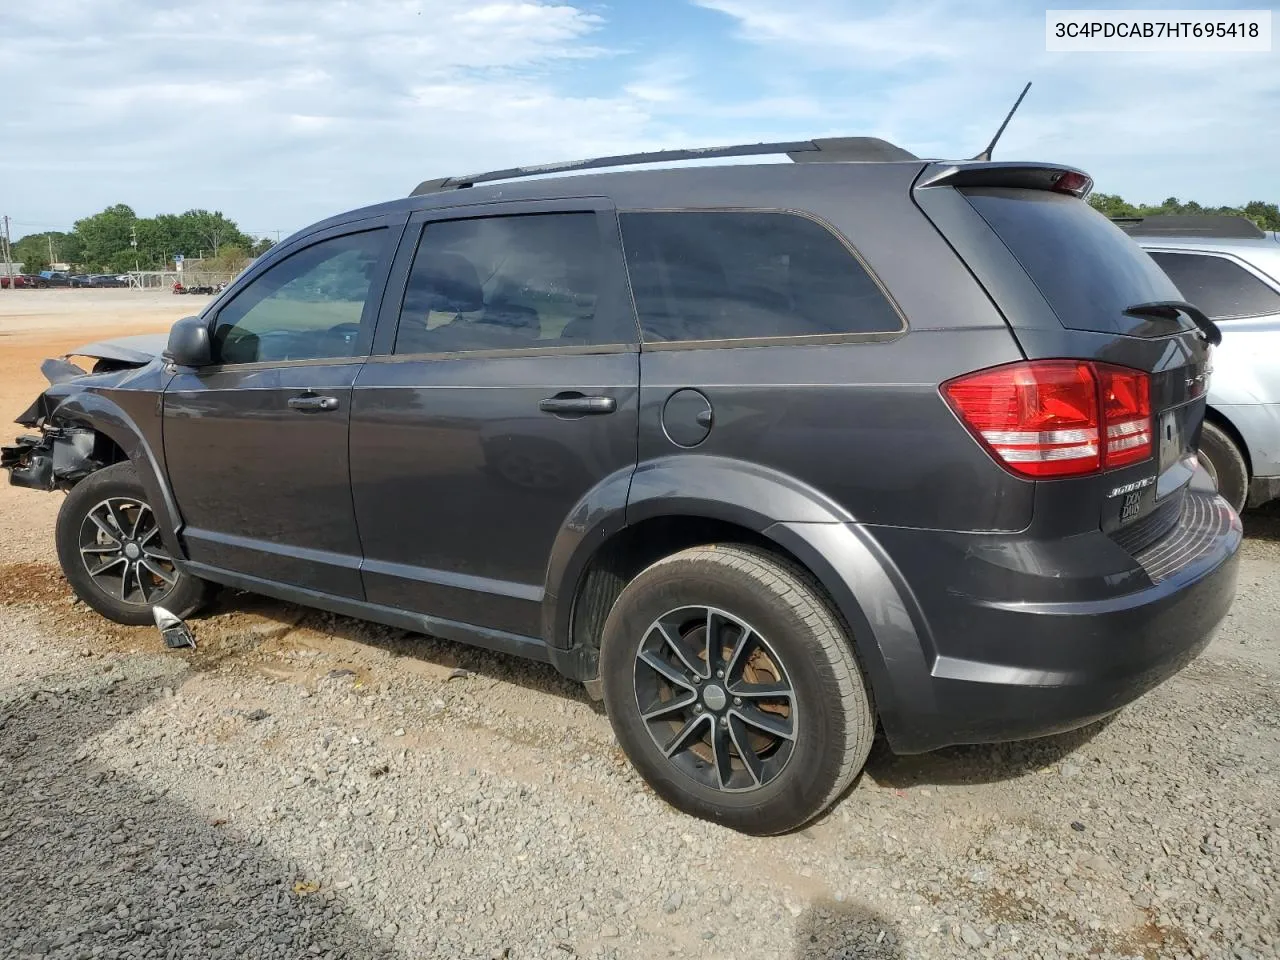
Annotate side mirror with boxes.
[164,315,212,367]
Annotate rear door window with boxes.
[618,211,902,343]
[961,188,1184,334]
[394,212,631,354]
[1147,252,1280,319]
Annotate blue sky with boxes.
[6,0,1277,243]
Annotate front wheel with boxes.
[56,462,212,625]
[599,545,875,834]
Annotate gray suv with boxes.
[1117,215,1280,512]
[3,139,1242,834]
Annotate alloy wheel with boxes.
[78,497,179,607]
[633,605,797,793]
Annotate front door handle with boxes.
[288,394,340,412]
[539,394,617,417]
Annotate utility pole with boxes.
[1,215,12,289]
[48,233,56,266]
[130,224,139,273]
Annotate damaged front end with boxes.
[3,335,164,491]
[1,426,99,490]
[2,419,102,488]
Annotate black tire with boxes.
[55,462,212,626]
[599,544,875,834]
[1198,421,1248,514]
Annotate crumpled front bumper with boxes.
[2,427,97,490]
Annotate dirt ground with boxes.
[1,292,1277,960]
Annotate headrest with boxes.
[410,251,483,313]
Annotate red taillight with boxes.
[1052,170,1091,195]
[944,361,1152,479]
[1098,365,1152,468]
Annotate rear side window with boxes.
[618,211,902,343]
[1148,252,1280,319]
[962,188,1184,334]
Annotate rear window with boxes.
[1148,252,1280,320]
[618,211,902,343]
[962,188,1184,334]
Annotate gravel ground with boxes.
[2,512,1278,960]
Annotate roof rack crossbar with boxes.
[409,137,918,196]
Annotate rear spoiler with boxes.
[914,161,1093,198]
[1124,300,1223,346]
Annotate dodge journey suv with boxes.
[3,138,1242,834]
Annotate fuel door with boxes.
[661,388,713,448]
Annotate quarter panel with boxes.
[1207,314,1280,405]
[637,331,1032,531]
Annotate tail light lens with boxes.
[944,360,1152,479]
[1099,366,1151,467]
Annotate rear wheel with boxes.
[56,462,212,625]
[599,544,875,834]
[1198,421,1248,513]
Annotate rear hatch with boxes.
[915,169,1215,550]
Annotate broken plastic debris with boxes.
[153,606,195,650]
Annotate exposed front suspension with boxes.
[1,427,98,490]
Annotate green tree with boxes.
[175,209,253,258]
[12,231,85,273]
[250,237,276,258]
[1090,192,1279,232]
[1243,201,1280,231]
[1087,193,1137,218]
[73,204,137,271]
[205,244,252,276]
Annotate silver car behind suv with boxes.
[1119,215,1280,512]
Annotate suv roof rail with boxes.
[409,137,920,196]
[1112,214,1266,240]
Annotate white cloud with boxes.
[6,0,1275,239]
[6,0,632,234]
[695,0,991,65]
[691,0,1280,205]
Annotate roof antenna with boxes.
[971,82,1031,162]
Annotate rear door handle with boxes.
[288,394,340,412]
[539,394,617,416]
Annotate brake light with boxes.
[1099,366,1151,467]
[943,361,1152,479]
[1052,170,1092,195]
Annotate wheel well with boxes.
[90,430,128,467]
[1204,407,1251,477]
[568,516,821,671]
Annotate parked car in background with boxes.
[38,271,73,287]
[74,274,130,288]
[4,139,1241,833]
[1117,215,1280,511]
[1,274,33,288]
[68,274,93,287]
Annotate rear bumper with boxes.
[861,491,1242,753]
